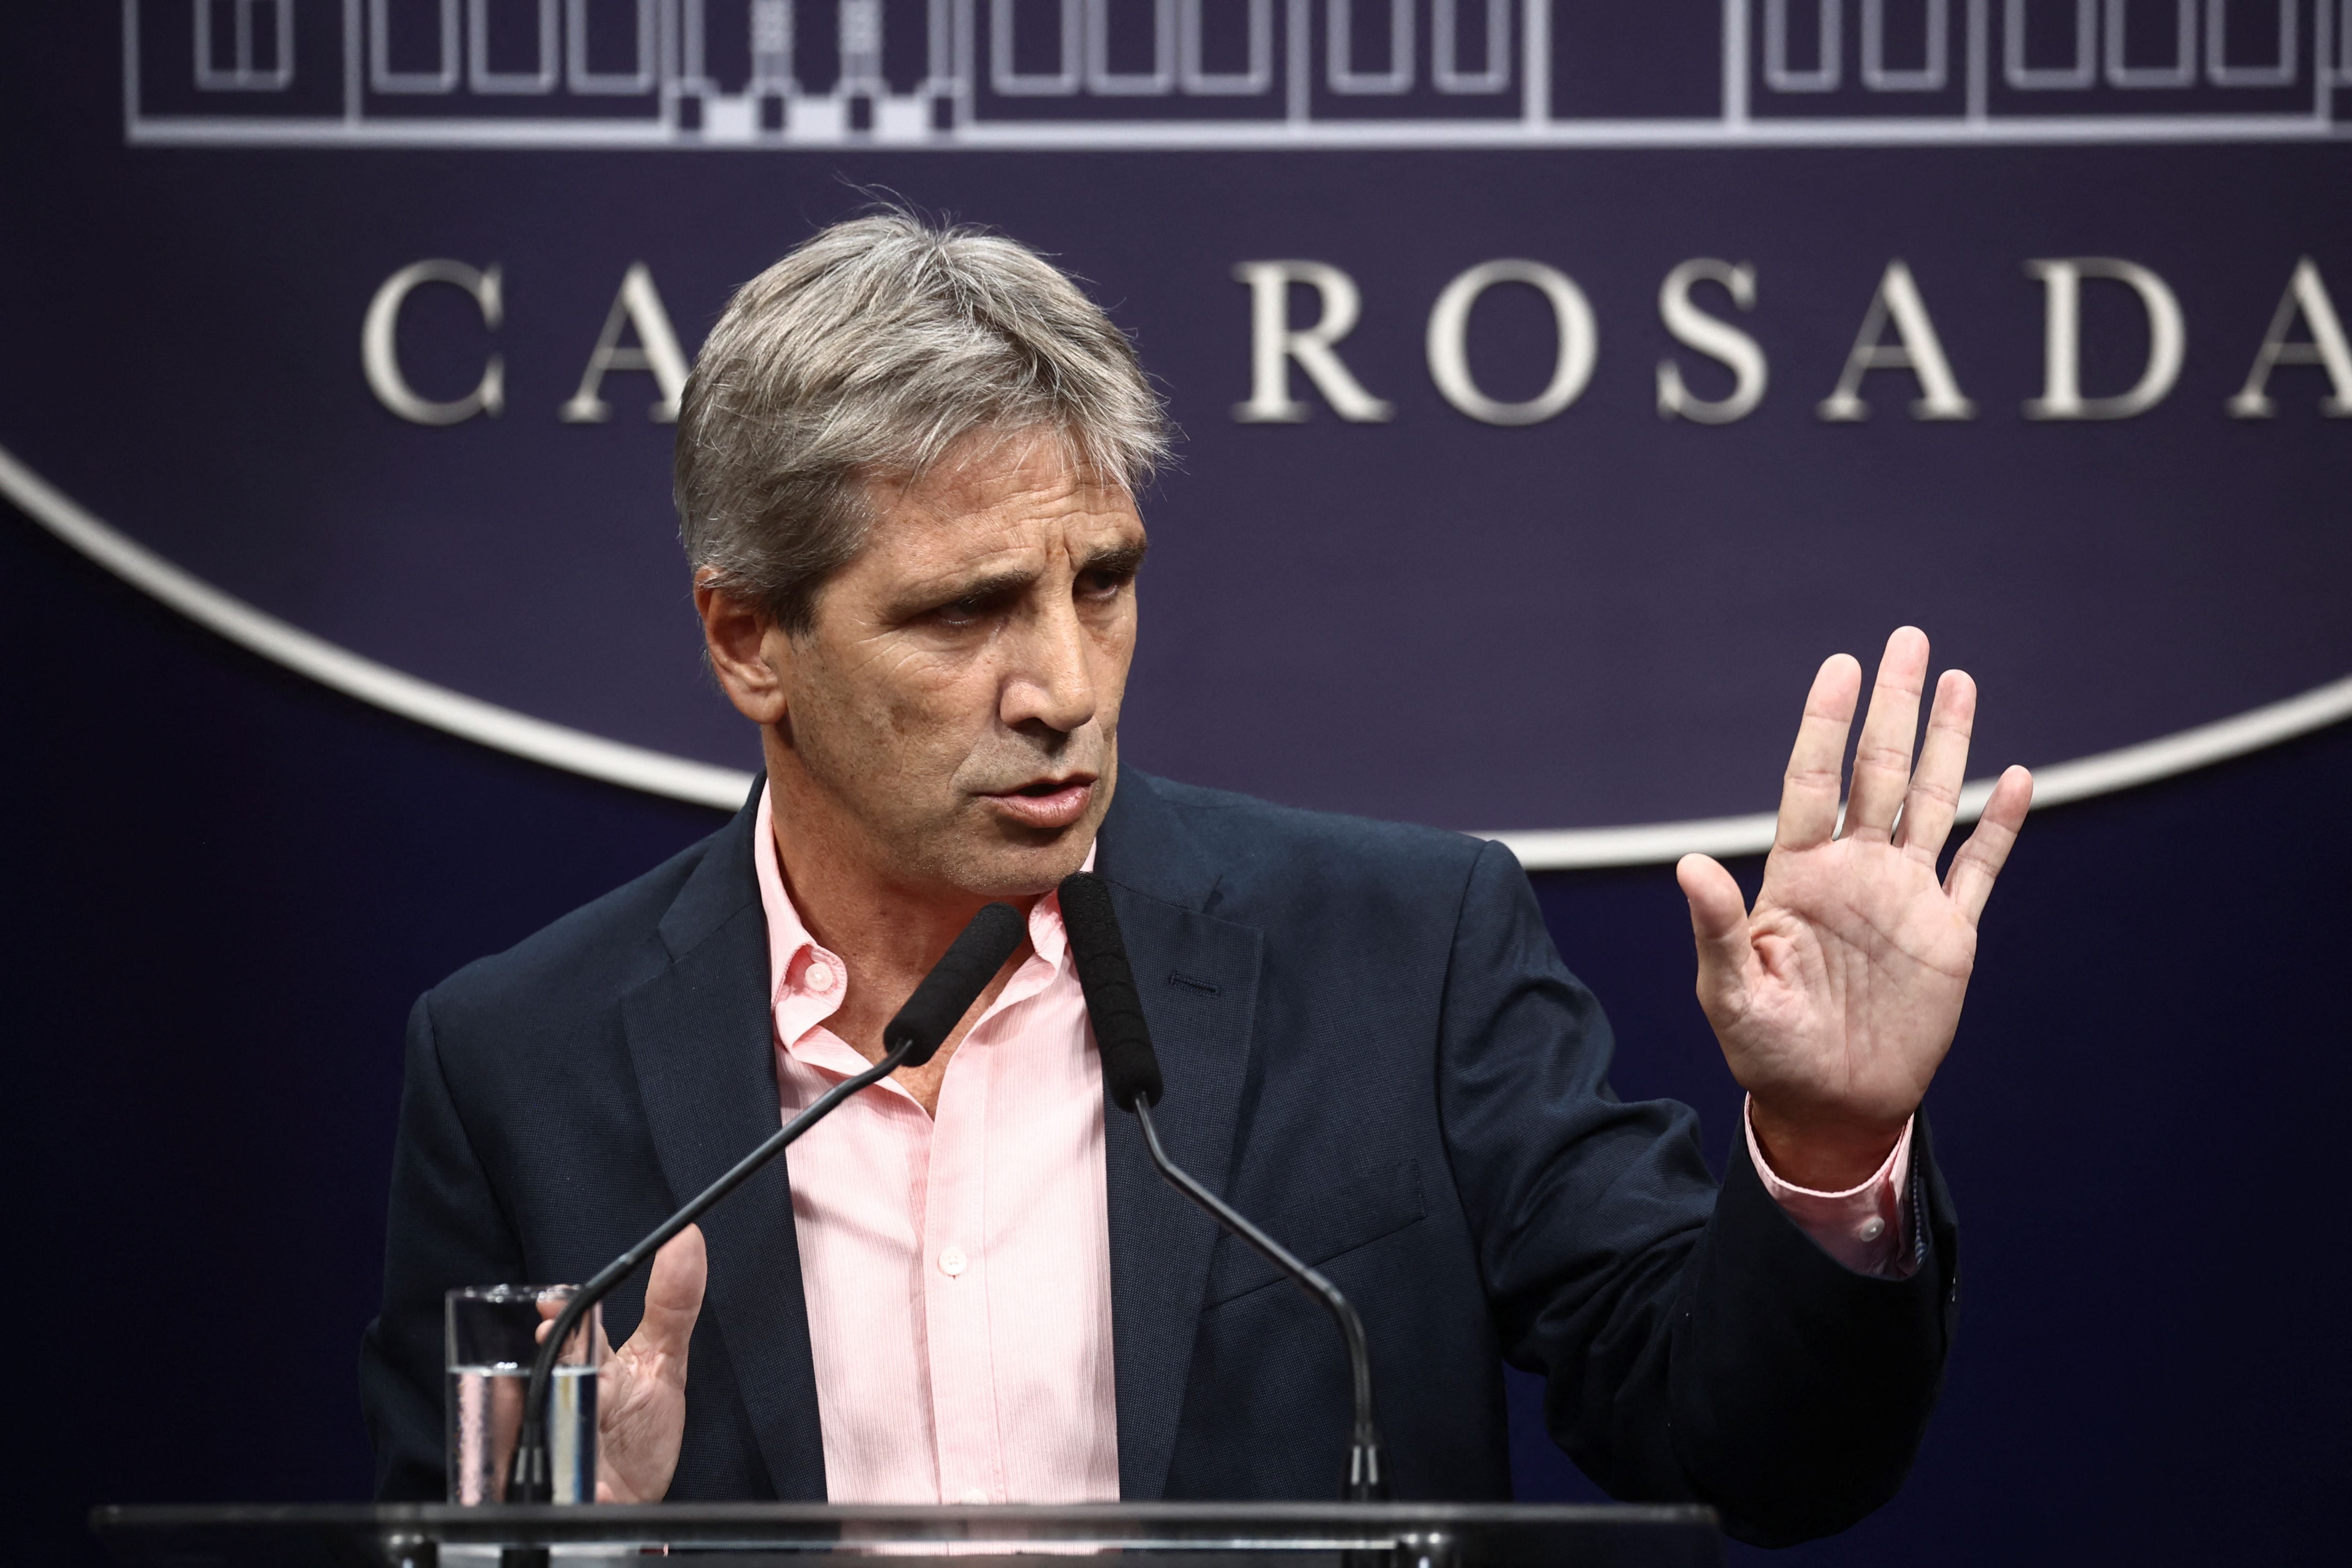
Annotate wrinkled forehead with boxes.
[859,428,1145,566]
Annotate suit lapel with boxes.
[1095,775,1266,1499]
[620,787,828,1500]
[612,770,1262,1503]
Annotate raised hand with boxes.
[1674,628,2033,1190]
[541,1224,707,1504]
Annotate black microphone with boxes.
[1057,872,1387,1502]
[504,899,1026,1504]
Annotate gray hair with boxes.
[675,213,1171,633]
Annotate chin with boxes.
[961,839,1093,900]
[920,815,1093,900]
[919,769,1113,898]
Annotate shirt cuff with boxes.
[1743,1096,1918,1279]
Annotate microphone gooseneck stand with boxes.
[1130,1097,1386,1500]
[503,900,1028,1508]
[1057,872,1388,1502]
[502,1039,913,1504]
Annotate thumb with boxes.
[627,1224,707,1372]
[1675,854,1753,1019]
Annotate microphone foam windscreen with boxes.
[884,901,1026,1067]
[1057,873,1164,1112]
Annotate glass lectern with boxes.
[93,1502,1721,1568]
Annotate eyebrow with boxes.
[922,566,1037,609]
[898,541,1151,617]
[1080,541,1150,578]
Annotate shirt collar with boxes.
[753,782,1093,1064]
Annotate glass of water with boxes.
[445,1284,599,1504]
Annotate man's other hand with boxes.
[539,1225,707,1503]
[1676,628,2033,1190]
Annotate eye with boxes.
[1077,568,1130,601]
[935,595,986,626]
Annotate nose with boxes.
[1001,592,1098,738]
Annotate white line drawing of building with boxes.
[129,1,2352,150]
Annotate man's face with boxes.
[763,428,1145,899]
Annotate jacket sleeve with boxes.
[1435,840,1959,1546]
[358,992,529,1501]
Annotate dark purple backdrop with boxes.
[8,5,2350,833]
[7,6,2350,1567]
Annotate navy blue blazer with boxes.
[359,770,1958,1545]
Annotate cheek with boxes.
[789,648,911,763]
[1089,612,1138,689]
[869,650,1009,766]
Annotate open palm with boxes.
[1676,628,2033,1189]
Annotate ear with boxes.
[694,572,791,726]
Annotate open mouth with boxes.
[981,774,1097,830]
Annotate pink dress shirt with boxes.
[755,787,1119,1504]
[752,786,1913,1504]
[1748,1103,1915,1277]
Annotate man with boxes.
[359,215,2032,1545]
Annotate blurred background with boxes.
[4,4,2347,1565]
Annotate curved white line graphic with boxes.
[0,443,754,811]
[8,441,2349,870]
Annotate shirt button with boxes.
[939,1247,968,1277]
[803,961,835,992]
[1857,1217,1887,1242]
[959,1488,989,1506]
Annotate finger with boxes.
[625,1225,708,1375]
[1895,669,1976,865]
[532,1290,611,1362]
[1843,627,1931,842]
[1677,854,1755,1024]
[1945,765,2034,923]
[1775,654,1862,852]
